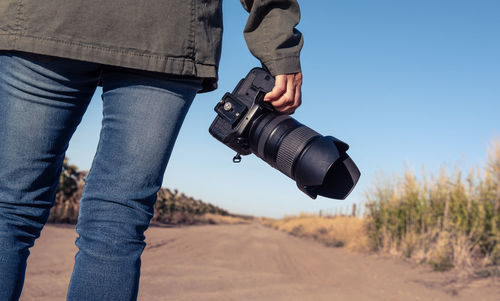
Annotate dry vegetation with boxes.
[201,213,252,225]
[48,159,86,223]
[265,141,500,277]
[365,141,500,275]
[263,214,369,252]
[152,189,250,225]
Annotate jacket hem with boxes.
[0,34,218,92]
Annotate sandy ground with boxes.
[21,223,499,301]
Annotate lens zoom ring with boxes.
[276,126,319,178]
[257,114,291,159]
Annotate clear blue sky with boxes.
[67,0,500,218]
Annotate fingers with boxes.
[284,83,301,114]
[275,78,296,113]
[264,75,287,102]
[264,72,302,114]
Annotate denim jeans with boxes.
[0,51,201,300]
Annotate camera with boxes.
[209,68,360,200]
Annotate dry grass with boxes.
[201,213,251,225]
[365,141,500,274]
[264,213,369,252]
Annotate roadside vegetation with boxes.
[48,158,86,223]
[262,214,368,252]
[152,188,250,225]
[49,158,249,225]
[265,141,500,276]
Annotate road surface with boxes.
[21,223,498,300]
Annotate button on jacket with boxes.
[0,0,303,92]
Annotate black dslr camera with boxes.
[209,68,360,200]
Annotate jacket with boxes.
[0,0,303,92]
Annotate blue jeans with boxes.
[0,51,201,300]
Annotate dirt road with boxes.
[21,223,498,301]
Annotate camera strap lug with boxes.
[233,153,242,163]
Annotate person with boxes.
[0,1,303,300]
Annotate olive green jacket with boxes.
[0,0,303,92]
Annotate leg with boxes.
[67,67,201,300]
[0,52,99,300]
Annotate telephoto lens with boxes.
[209,68,360,200]
[247,111,360,199]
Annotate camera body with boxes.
[209,68,275,156]
[209,68,360,200]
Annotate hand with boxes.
[264,72,302,114]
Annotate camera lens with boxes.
[248,112,360,200]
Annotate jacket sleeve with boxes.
[240,0,304,76]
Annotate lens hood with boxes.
[294,136,360,199]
